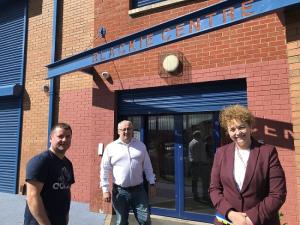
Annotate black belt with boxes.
[113,183,142,192]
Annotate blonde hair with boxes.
[219,105,255,129]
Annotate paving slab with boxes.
[106,213,212,225]
[0,192,105,225]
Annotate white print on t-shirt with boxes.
[52,167,72,190]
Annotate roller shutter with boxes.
[0,1,26,193]
[118,79,247,115]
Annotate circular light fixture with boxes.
[162,54,179,73]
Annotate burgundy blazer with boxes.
[209,139,286,225]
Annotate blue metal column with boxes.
[174,115,183,216]
[47,0,58,145]
[15,0,29,193]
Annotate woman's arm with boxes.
[209,147,234,217]
[245,147,286,225]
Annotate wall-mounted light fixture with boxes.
[162,54,180,73]
[159,52,184,77]
[42,84,50,93]
[101,71,111,80]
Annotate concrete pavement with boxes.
[0,192,212,225]
[0,192,106,225]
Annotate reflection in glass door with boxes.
[147,115,175,209]
[183,113,215,215]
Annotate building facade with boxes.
[1,0,300,224]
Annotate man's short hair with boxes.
[193,130,201,138]
[51,122,72,134]
[118,120,133,130]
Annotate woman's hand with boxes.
[228,210,248,225]
[245,216,254,225]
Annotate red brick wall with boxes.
[53,0,94,203]
[19,0,53,190]
[89,76,116,213]
[58,88,93,202]
[94,7,287,86]
[286,5,300,225]
[89,1,298,223]
[20,0,95,206]
[92,60,297,223]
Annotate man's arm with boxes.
[143,148,156,185]
[100,146,112,202]
[26,181,51,225]
[143,145,156,199]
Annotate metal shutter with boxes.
[0,1,25,86]
[118,79,247,115]
[0,97,22,193]
[132,0,165,8]
[0,1,26,193]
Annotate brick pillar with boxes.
[286,6,300,225]
[89,74,115,214]
[54,0,94,203]
[19,0,53,191]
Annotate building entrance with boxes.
[118,79,247,222]
[126,113,219,223]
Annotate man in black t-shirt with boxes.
[24,123,75,225]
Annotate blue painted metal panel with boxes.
[47,0,300,78]
[0,97,22,193]
[47,0,59,147]
[0,2,25,86]
[132,0,164,8]
[0,84,23,97]
[0,1,26,194]
[118,79,247,115]
[174,115,183,216]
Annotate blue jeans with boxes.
[112,184,151,225]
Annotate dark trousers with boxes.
[112,184,151,225]
[191,162,210,198]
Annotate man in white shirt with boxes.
[188,130,210,202]
[100,120,156,225]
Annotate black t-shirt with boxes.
[24,150,75,225]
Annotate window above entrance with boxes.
[129,0,193,16]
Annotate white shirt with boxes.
[188,138,207,163]
[234,147,250,191]
[100,138,156,193]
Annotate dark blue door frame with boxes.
[174,115,184,217]
[131,113,219,223]
[175,114,214,223]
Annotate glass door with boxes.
[147,115,176,210]
[182,113,216,216]
[125,113,219,223]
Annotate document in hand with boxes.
[215,213,233,225]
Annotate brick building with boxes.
[1,0,300,224]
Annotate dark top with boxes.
[24,150,75,225]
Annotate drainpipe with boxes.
[47,0,58,146]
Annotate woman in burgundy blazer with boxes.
[209,105,286,225]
